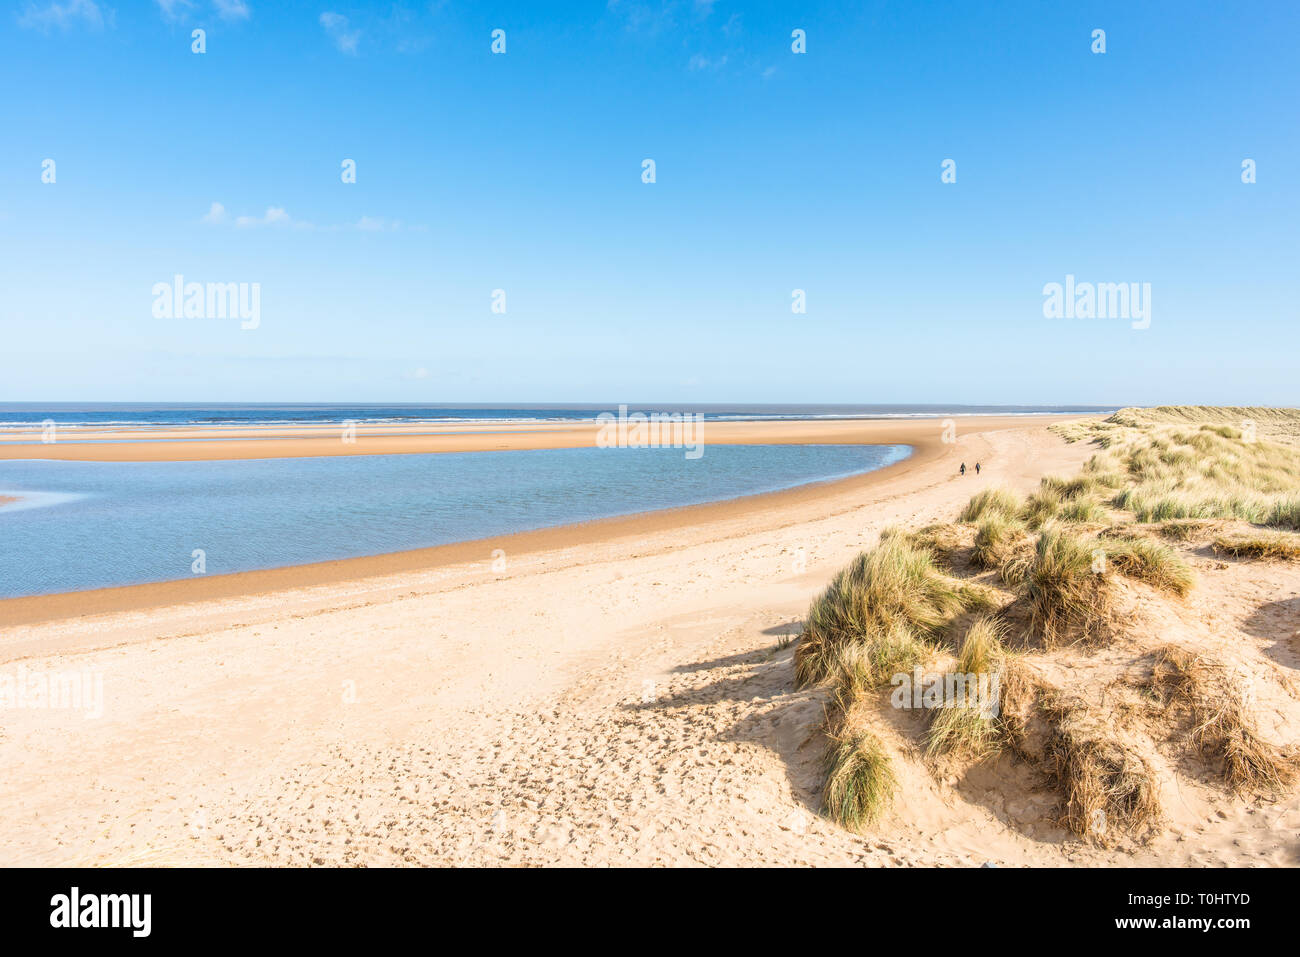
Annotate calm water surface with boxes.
[0,444,908,598]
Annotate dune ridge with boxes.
[797,408,1300,853]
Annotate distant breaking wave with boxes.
[0,403,1117,429]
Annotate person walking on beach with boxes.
[960,462,966,476]
[975,462,981,475]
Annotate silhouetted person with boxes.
[975,462,981,475]
[960,462,966,476]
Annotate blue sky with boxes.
[1,0,1296,405]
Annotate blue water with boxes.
[0,402,1115,427]
[0,444,909,598]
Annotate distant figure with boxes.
[960,462,966,476]
[975,462,981,475]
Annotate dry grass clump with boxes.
[1043,472,1125,498]
[1058,498,1110,524]
[1102,536,1195,596]
[1148,645,1209,702]
[1154,519,1221,541]
[1193,704,1299,795]
[996,657,1047,754]
[959,487,1023,524]
[1040,474,1091,499]
[956,615,1004,676]
[1024,474,1117,527]
[1021,488,1062,529]
[1149,647,1298,794]
[905,522,974,568]
[1019,528,1189,647]
[970,513,1028,571]
[1212,532,1300,561]
[924,617,1007,758]
[822,704,897,832]
[829,624,932,699]
[1025,526,1113,646]
[795,534,974,687]
[1045,701,1162,846]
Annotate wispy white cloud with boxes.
[18,0,110,31]
[688,53,726,71]
[212,0,249,20]
[320,11,360,54]
[202,203,301,228]
[200,201,227,224]
[201,203,423,233]
[606,0,677,36]
[154,0,194,19]
[235,206,295,228]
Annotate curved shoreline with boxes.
[0,415,1090,627]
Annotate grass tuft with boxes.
[1025,526,1112,645]
[1212,533,1300,561]
[924,617,1007,758]
[822,712,897,831]
[971,513,1027,571]
[1150,646,1298,794]
[795,534,975,687]
[1047,702,1162,846]
[1021,489,1062,529]
[1266,497,1300,530]
[959,487,1024,524]
[1103,536,1195,595]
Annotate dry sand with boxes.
[1,415,1296,867]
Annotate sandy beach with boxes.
[0,410,1248,868]
[5,0,1295,922]
[3,413,1296,867]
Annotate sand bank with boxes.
[1,415,1058,462]
[0,416,1073,627]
